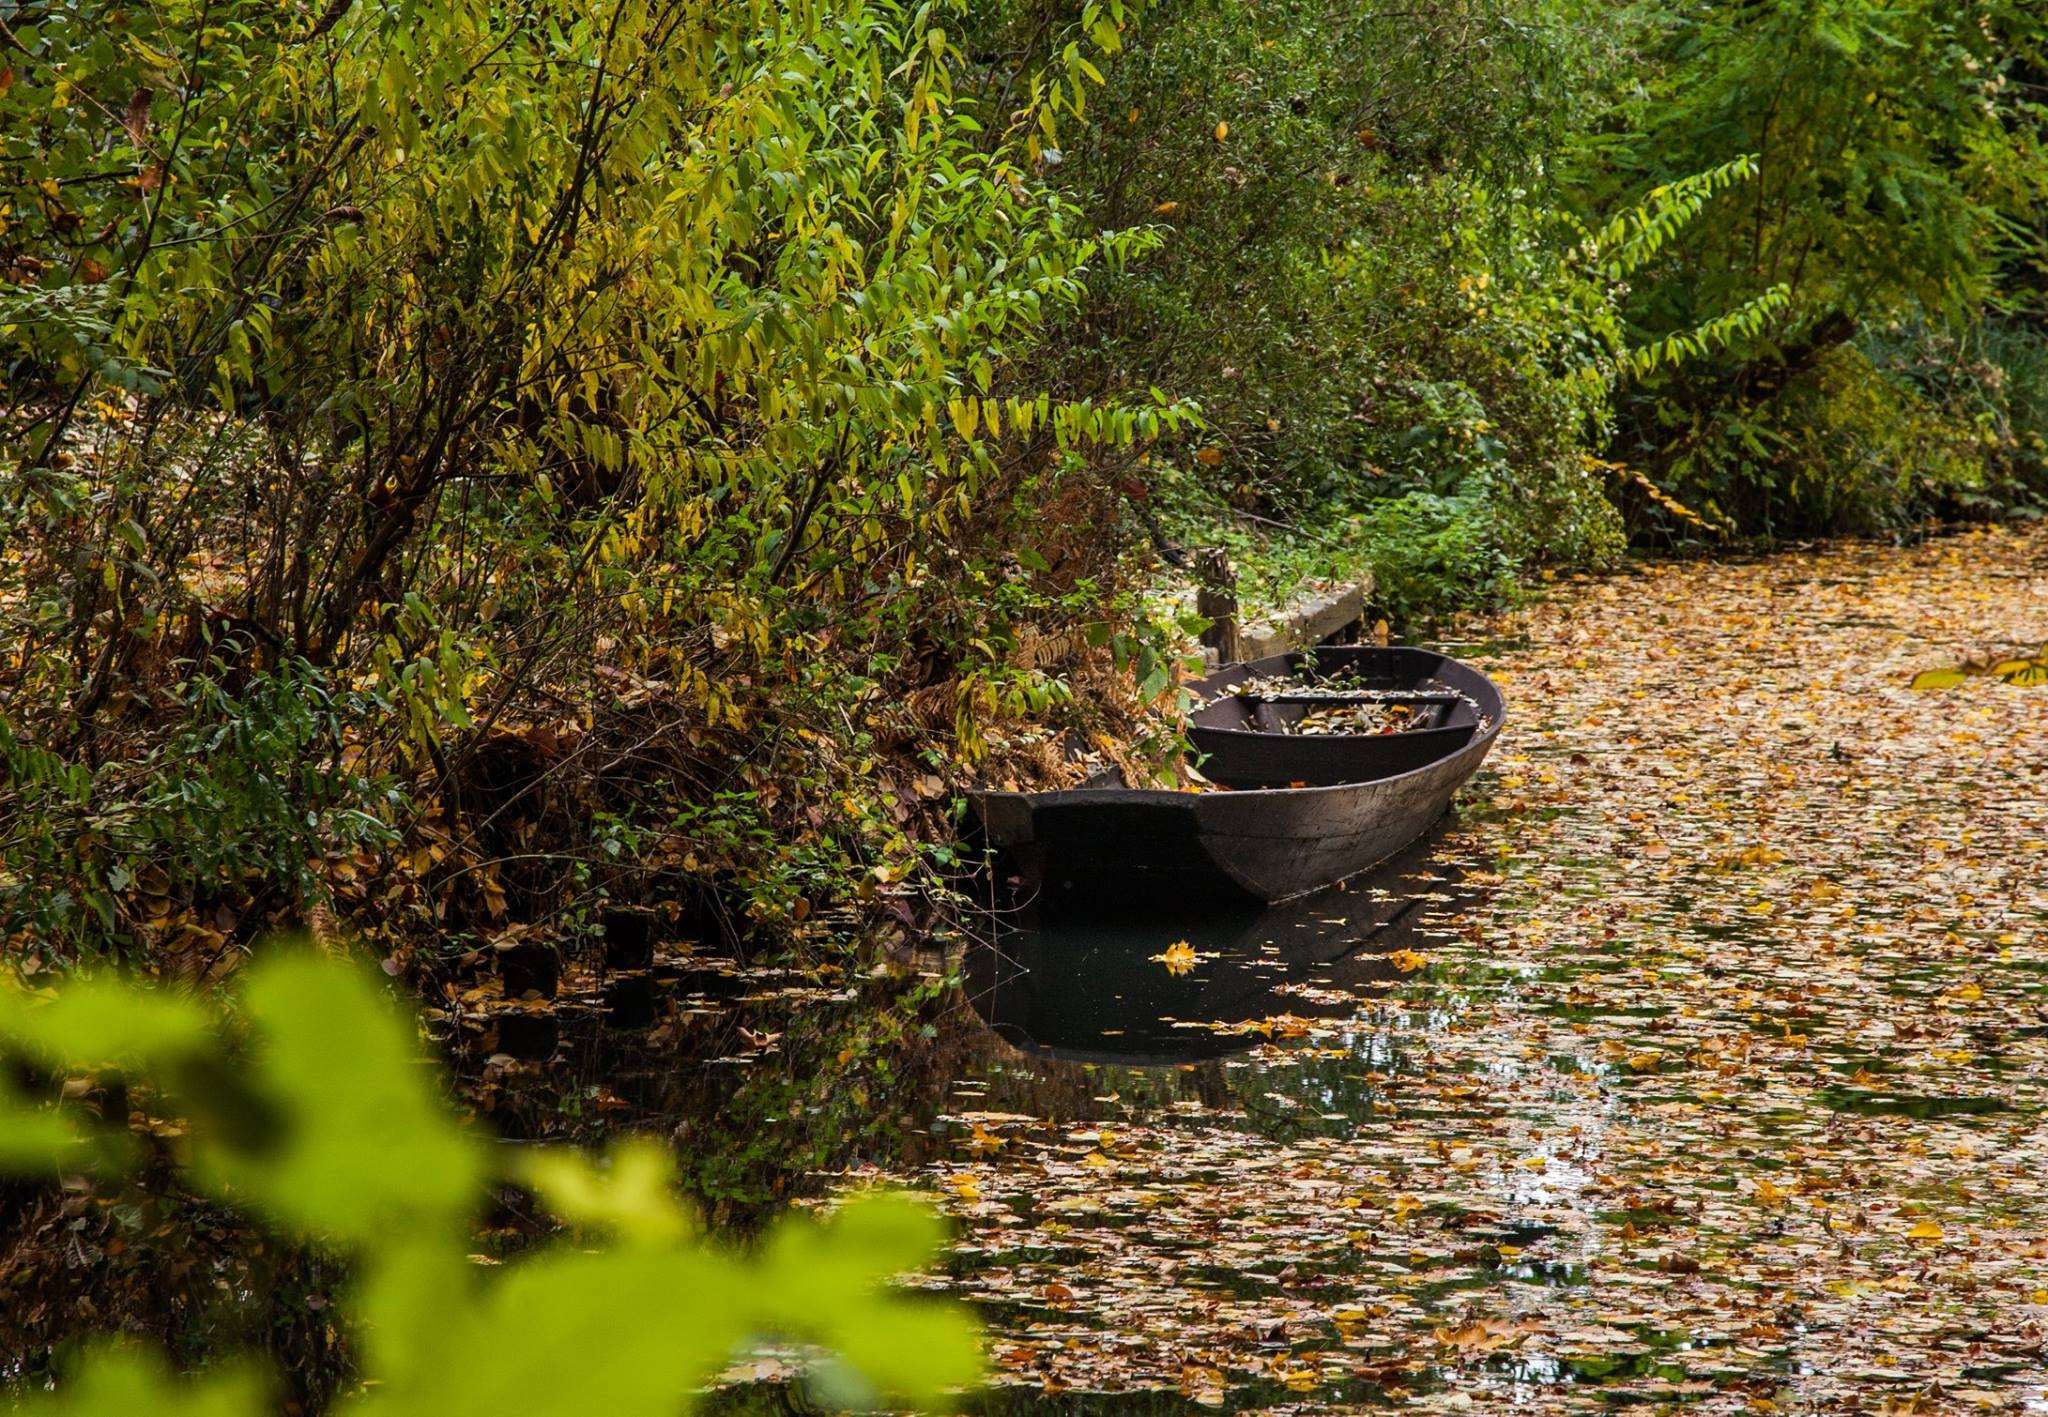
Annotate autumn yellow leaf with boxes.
[1910,665,1971,690]
[1907,1219,1944,1244]
[1153,199,1180,215]
[1435,1318,1527,1353]
[1387,948,1427,973]
[1213,120,1229,142]
[1153,940,1197,975]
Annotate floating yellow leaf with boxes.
[1213,120,1229,142]
[1387,948,1428,973]
[1436,1318,1528,1353]
[1153,941,1197,975]
[1907,1219,1944,1244]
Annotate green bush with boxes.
[1582,0,2048,534]
[1050,0,1587,510]
[1351,493,1520,629]
[0,0,1188,961]
[0,651,395,956]
[1929,319,2048,520]
[1650,339,1995,536]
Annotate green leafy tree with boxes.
[0,0,1186,959]
[1578,0,2048,531]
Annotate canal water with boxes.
[471,525,2048,1412]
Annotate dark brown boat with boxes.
[970,646,1503,914]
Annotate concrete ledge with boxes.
[1201,575,1374,669]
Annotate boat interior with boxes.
[1191,647,1484,735]
[1182,647,1498,790]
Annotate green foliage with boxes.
[1055,0,1824,622]
[0,952,978,1413]
[0,0,1190,960]
[1652,341,1995,536]
[1051,0,1586,504]
[1591,0,2047,336]
[1580,0,2048,532]
[9,0,2039,974]
[1350,493,1522,629]
[1978,325,2048,514]
[1072,0,2042,577]
[0,652,394,955]
[1903,318,2048,520]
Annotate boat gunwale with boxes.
[972,675,1506,813]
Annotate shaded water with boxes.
[963,831,1477,1066]
[452,833,1487,1222]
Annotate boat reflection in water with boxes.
[963,828,1480,1066]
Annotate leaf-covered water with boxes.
[483,525,2048,1411]
[902,526,2048,1411]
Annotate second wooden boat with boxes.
[970,646,1503,915]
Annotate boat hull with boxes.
[970,648,1504,914]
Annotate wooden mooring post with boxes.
[1195,547,1241,665]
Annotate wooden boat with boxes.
[970,646,1503,915]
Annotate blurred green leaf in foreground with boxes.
[0,951,980,1415]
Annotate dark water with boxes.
[450,826,1490,1226]
[962,830,1480,1066]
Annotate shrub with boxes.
[1048,0,1587,512]
[0,0,1188,962]
[1583,0,2048,534]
